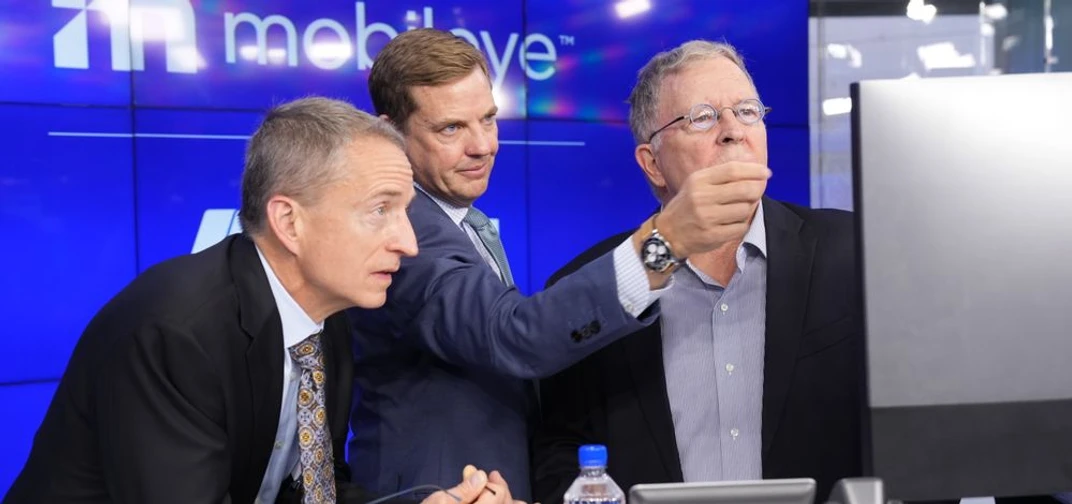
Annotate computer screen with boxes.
[629,478,816,504]
[852,72,1072,500]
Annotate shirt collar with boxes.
[743,200,767,258]
[679,200,768,286]
[416,184,469,228]
[255,245,323,349]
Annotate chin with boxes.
[352,291,388,310]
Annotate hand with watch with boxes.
[630,161,771,285]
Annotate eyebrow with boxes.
[427,106,499,131]
[428,117,463,131]
[370,187,407,200]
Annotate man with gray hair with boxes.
[4,96,517,504]
[532,40,864,503]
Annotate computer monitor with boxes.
[629,478,816,504]
[852,72,1072,501]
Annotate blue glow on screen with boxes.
[0,105,136,384]
[0,0,806,494]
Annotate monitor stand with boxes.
[826,478,886,504]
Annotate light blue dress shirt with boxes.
[662,202,767,483]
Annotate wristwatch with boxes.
[640,225,680,273]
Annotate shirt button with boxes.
[290,372,299,381]
[274,440,283,449]
[730,428,740,439]
[725,363,735,374]
[720,303,729,312]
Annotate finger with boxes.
[463,464,478,481]
[710,180,768,205]
[474,471,513,504]
[434,468,488,504]
[701,162,772,184]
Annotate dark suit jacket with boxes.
[346,190,657,502]
[532,197,865,504]
[3,235,360,504]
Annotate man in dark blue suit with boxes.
[345,29,774,502]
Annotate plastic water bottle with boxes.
[563,444,626,504]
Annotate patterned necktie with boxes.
[463,206,515,287]
[288,332,336,504]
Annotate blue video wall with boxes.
[0,0,807,493]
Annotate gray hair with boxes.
[239,96,405,235]
[627,40,756,146]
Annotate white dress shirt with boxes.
[254,246,325,504]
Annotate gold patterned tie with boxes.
[288,332,336,504]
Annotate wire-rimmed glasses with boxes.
[647,99,772,143]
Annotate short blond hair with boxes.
[368,28,491,131]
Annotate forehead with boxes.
[342,136,412,185]
[409,69,495,121]
[658,57,756,115]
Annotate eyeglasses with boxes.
[646,99,772,143]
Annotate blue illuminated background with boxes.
[0,0,807,493]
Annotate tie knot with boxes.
[288,332,324,371]
[463,207,493,232]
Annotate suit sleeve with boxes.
[364,221,656,379]
[97,322,231,504]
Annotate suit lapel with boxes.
[231,235,285,491]
[624,320,684,482]
[760,198,816,457]
[321,314,353,443]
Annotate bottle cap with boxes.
[578,444,607,467]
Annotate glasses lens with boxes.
[736,99,764,124]
[689,104,718,130]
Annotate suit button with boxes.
[571,330,583,342]
[588,321,601,334]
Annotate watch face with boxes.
[642,236,673,272]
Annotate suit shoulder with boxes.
[779,201,855,237]
[547,230,634,288]
[101,241,239,331]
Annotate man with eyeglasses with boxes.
[532,40,864,504]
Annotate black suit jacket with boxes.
[4,235,361,504]
[532,197,865,504]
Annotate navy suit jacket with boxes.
[346,190,656,501]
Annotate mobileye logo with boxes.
[191,209,499,253]
[52,0,199,73]
[51,0,568,87]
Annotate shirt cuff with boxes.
[612,238,672,318]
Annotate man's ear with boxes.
[265,195,302,256]
[635,143,667,191]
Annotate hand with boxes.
[655,161,770,258]
[420,465,527,504]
